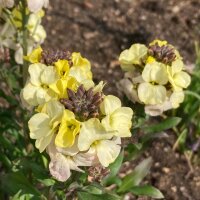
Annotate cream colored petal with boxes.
[117,79,140,103]
[69,65,92,83]
[78,118,113,151]
[36,87,49,104]
[119,44,147,70]
[171,59,184,75]
[145,101,172,116]
[138,83,166,105]
[100,95,121,115]
[21,82,38,106]
[57,138,79,156]
[35,132,54,152]
[142,62,168,85]
[170,91,184,108]
[74,147,98,166]
[40,66,58,85]
[173,71,191,89]
[49,153,71,182]
[28,63,46,86]
[96,137,121,167]
[45,100,64,120]
[28,112,51,139]
[102,107,133,137]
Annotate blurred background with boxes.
[42,1,200,199]
[43,0,200,95]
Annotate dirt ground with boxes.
[43,0,200,199]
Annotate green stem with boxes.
[21,0,29,85]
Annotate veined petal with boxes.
[96,137,121,167]
[138,82,166,105]
[173,71,191,89]
[142,62,168,85]
[54,60,70,78]
[40,66,58,85]
[49,153,71,182]
[102,107,133,137]
[28,113,50,139]
[71,52,91,69]
[28,63,46,86]
[100,95,121,115]
[170,91,184,108]
[36,87,49,104]
[119,44,148,70]
[35,131,54,152]
[55,110,81,148]
[78,118,113,151]
[21,81,38,106]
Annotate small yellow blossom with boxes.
[100,95,133,137]
[24,46,42,63]
[55,110,81,148]
[54,59,70,78]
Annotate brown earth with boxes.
[43,0,200,199]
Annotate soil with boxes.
[43,0,200,199]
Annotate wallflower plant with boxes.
[21,47,134,182]
[118,39,191,116]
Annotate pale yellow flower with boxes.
[100,95,133,137]
[78,118,121,167]
[142,62,168,85]
[28,100,64,152]
[167,62,191,91]
[21,63,58,106]
[119,44,148,71]
[54,60,70,78]
[55,110,81,148]
[69,52,93,89]
[138,82,167,105]
[24,46,42,63]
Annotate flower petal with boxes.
[78,118,113,151]
[138,82,166,105]
[100,95,121,115]
[28,63,46,86]
[96,137,121,167]
[28,113,51,139]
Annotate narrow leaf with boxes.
[118,157,152,193]
[131,185,164,199]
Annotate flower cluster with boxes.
[118,39,191,116]
[21,47,133,182]
[0,0,48,64]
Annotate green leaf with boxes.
[102,150,124,186]
[118,157,152,193]
[38,179,55,187]
[77,191,121,200]
[131,185,164,199]
[142,117,181,134]
[0,171,40,197]
[83,183,103,195]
